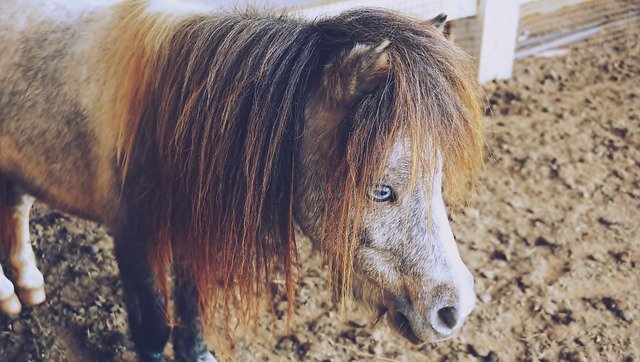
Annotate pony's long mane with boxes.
[101,1,483,339]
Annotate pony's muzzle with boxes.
[384,277,476,343]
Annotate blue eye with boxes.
[371,185,394,202]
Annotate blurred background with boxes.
[0,0,638,361]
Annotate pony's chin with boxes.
[373,303,427,345]
[355,287,425,344]
[387,311,425,345]
[353,282,429,344]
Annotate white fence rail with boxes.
[293,0,477,21]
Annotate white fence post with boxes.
[477,0,520,83]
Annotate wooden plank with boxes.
[515,25,600,59]
[477,0,520,83]
[292,0,477,21]
[520,0,590,16]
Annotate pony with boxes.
[0,0,484,361]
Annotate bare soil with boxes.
[1,18,638,362]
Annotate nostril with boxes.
[437,306,458,329]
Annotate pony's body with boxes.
[0,0,123,223]
[0,1,484,361]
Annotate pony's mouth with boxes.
[374,298,425,345]
[388,310,424,345]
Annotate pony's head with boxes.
[107,3,483,345]
[295,11,483,343]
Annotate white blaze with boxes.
[430,167,476,331]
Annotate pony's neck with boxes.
[294,95,337,244]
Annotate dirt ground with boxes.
[0,15,638,362]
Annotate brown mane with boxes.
[102,1,483,339]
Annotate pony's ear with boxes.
[430,13,447,31]
[320,40,391,109]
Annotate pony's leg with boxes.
[0,264,21,315]
[114,227,171,362]
[0,176,21,315]
[173,269,216,362]
[5,193,46,306]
